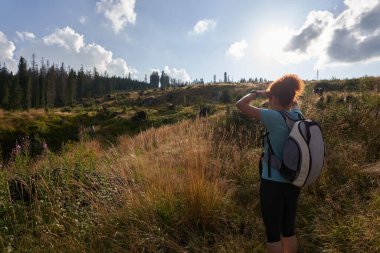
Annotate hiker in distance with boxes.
[236,74,305,253]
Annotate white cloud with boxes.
[96,0,136,34]
[79,16,87,24]
[78,43,112,72]
[43,26,84,53]
[148,68,160,74]
[107,58,138,78]
[0,31,17,71]
[16,31,36,41]
[190,19,216,35]
[280,0,380,67]
[226,39,248,59]
[146,66,191,83]
[285,11,334,53]
[16,26,135,77]
[78,43,136,77]
[163,66,191,82]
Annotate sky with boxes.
[1,0,380,82]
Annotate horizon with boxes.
[1,0,380,82]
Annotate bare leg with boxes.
[282,235,297,253]
[266,241,282,253]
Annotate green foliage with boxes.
[0,113,80,162]
[0,141,123,251]
[214,105,263,149]
[219,90,232,103]
[313,93,380,161]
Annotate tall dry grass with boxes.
[90,117,265,252]
[0,116,266,252]
[0,90,379,252]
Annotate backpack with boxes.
[259,111,325,188]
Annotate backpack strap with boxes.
[263,132,280,177]
[263,152,282,170]
[291,110,305,120]
[279,111,296,130]
[297,112,305,120]
[262,132,271,177]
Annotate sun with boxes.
[253,25,309,64]
[255,26,292,59]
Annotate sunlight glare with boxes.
[255,26,309,64]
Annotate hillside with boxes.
[0,82,379,252]
[0,83,263,162]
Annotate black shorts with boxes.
[260,178,301,243]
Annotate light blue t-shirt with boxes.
[260,108,303,183]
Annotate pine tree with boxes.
[0,65,6,108]
[18,57,31,110]
[10,76,22,110]
[93,67,103,96]
[160,71,170,89]
[0,66,11,109]
[150,71,159,88]
[46,62,56,108]
[30,53,40,108]
[66,68,76,106]
[39,58,47,108]
[1,82,10,109]
[84,70,92,97]
[55,63,67,106]
[77,66,85,98]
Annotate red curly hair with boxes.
[266,74,304,107]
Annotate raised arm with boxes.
[235,91,262,120]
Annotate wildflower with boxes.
[13,141,22,155]
[42,141,48,150]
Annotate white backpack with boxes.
[261,111,325,187]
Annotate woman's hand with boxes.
[251,90,270,98]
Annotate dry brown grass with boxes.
[76,116,265,252]
[1,89,379,252]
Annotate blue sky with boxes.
[1,0,380,82]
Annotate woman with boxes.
[235,74,304,253]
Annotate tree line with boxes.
[0,55,158,110]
